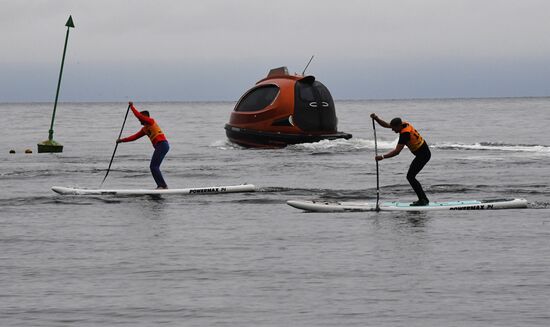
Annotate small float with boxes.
[225,66,352,148]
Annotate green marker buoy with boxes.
[38,15,75,153]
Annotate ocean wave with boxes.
[288,138,396,152]
[0,196,121,207]
[209,138,398,152]
[212,138,550,156]
[209,139,244,150]
[529,201,550,209]
[433,142,550,154]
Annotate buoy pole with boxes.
[37,15,75,153]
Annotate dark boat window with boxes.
[235,85,279,112]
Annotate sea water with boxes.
[1,98,549,326]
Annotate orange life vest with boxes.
[400,122,425,152]
[144,121,164,143]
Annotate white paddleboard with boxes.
[287,198,528,212]
[52,184,256,196]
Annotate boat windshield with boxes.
[235,85,280,112]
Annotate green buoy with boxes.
[38,15,75,153]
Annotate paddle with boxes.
[100,104,131,187]
[372,117,380,212]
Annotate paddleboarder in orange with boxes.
[117,102,169,189]
[371,113,431,206]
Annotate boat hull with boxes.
[225,124,352,148]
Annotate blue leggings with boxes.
[150,141,169,188]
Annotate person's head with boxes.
[140,110,150,125]
[390,117,403,133]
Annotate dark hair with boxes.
[140,110,150,117]
[390,117,402,127]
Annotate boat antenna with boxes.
[301,55,315,75]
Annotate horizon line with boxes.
[2,95,550,105]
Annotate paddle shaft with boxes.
[372,117,380,211]
[101,104,131,187]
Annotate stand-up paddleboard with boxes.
[287,198,528,212]
[52,184,256,196]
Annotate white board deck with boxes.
[52,184,256,196]
[287,198,528,212]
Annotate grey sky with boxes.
[2,0,550,101]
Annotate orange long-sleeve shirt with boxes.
[120,105,168,146]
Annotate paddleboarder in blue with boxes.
[117,102,169,189]
[371,113,430,206]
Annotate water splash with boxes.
[209,139,244,150]
[288,138,397,152]
[434,142,550,154]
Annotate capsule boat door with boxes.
[293,77,338,132]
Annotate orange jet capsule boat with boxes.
[225,67,352,148]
